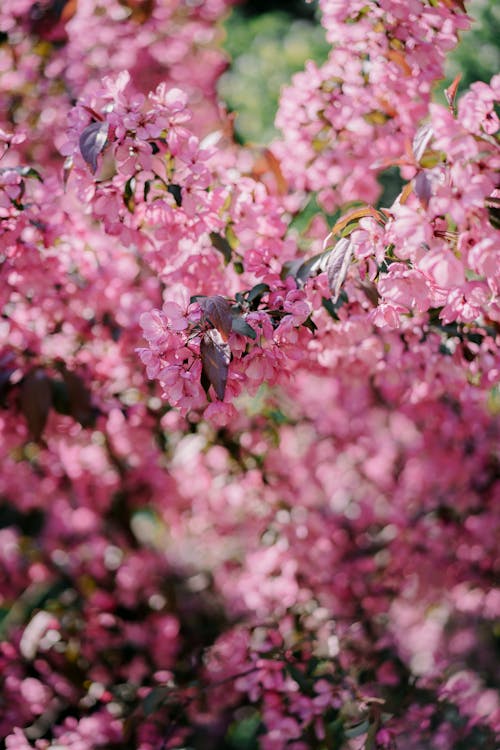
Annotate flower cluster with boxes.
[0,1,499,749]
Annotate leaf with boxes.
[79,121,109,174]
[199,296,233,341]
[20,370,52,441]
[167,183,182,207]
[344,720,370,740]
[123,176,136,212]
[444,73,461,110]
[0,166,43,182]
[231,316,257,339]
[322,292,348,320]
[387,49,412,77]
[412,123,433,163]
[327,207,383,241]
[142,686,169,717]
[252,148,288,195]
[209,232,232,264]
[28,0,78,41]
[200,331,230,401]
[326,237,354,302]
[357,280,380,307]
[63,155,73,190]
[485,195,500,230]
[118,0,155,23]
[61,370,94,427]
[246,283,270,306]
[414,171,432,208]
[282,252,330,286]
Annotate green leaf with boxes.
[167,183,182,206]
[285,663,312,694]
[232,316,257,339]
[344,720,370,739]
[123,176,136,212]
[210,232,232,264]
[246,283,270,305]
[142,686,169,717]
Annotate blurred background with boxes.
[218,0,500,146]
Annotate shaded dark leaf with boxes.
[167,183,182,206]
[326,236,354,302]
[50,379,70,416]
[28,0,77,41]
[322,292,348,320]
[199,296,233,341]
[79,120,109,174]
[200,331,230,401]
[123,176,136,212]
[281,258,303,281]
[20,370,52,441]
[62,370,94,427]
[357,280,380,307]
[485,196,500,229]
[246,283,270,306]
[210,232,232,264]
[142,686,169,717]
[302,315,317,333]
[285,664,313,695]
[231,316,257,339]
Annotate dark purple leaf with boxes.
[414,171,432,208]
[79,121,109,174]
[326,236,354,302]
[199,296,233,341]
[62,370,94,427]
[20,369,52,441]
[200,330,230,401]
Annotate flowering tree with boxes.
[0,1,499,749]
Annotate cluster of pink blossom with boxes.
[275,0,471,209]
[0,1,499,749]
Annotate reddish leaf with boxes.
[118,0,155,23]
[20,369,52,441]
[326,207,383,242]
[326,236,354,303]
[28,0,77,41]
[387,49,412,77]
[444,73,461,111]
[199,296,233,342]
[200,330,230,401]
[79,121,109,174]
